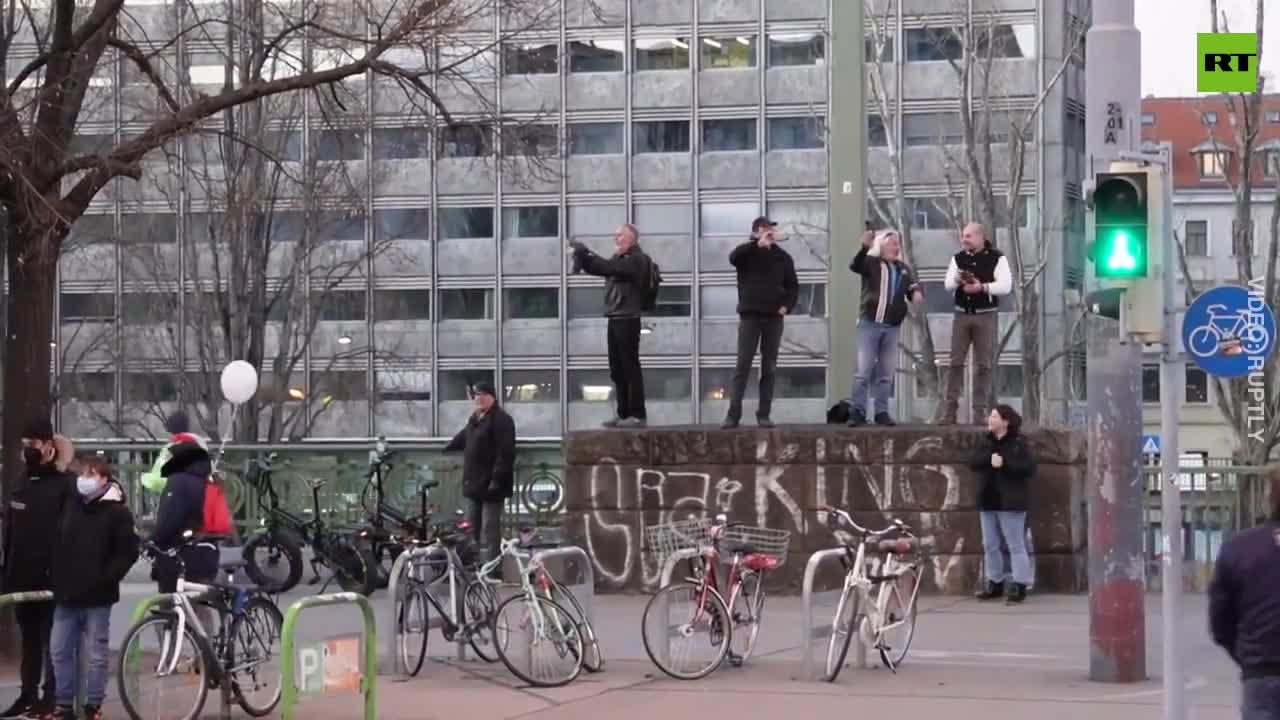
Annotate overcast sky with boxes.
[1135,0,1279,96]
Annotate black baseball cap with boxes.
[22,418,53,442]
[471,381,497,398]
[751,216,778,232]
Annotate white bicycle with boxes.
[1187,303,1270,358]
[819,505,923,683]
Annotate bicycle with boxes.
[818,504,924,683]
[240,453,376,595]
[118,534,284,720]
[1187,303,1270,358]
[639,514,789,680]
[357,436,430,589]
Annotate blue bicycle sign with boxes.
[1181,285,1277,378]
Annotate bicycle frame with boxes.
[476,538,559,637]
[826,507,921,642]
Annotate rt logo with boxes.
[1198,33,1259,92]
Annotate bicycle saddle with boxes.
[874,538,916,554]
[309,478,327,490]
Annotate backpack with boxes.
[201,478,234,537]
[641,256,663,313]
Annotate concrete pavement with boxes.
[5,592,1241,719]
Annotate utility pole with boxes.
[1083,0,1147,686]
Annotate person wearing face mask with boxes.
[1,420,73,720]
[443,381,516,567]
[49,458,138,720]
[970,404,1037,604]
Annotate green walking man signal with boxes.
[1089,171,1149,280]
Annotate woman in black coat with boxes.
[970,404,1037,604]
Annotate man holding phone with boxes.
[722,216,798,429]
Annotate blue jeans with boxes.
[51,605,112,707]
[1244,676,1280,719]
[979,511,1033,586]
[850,320,900,416]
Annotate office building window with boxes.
[312,371,369,401]
[373,128,431,160]
[768,118,824,150]
[699,286,737,317]
[572,368,693,401]
[502,123,558,157]
[261,130,303,162]
[701,367,824,399]
[374,209,431,241]
[567,287,604,320]
[60,293,116,323]
[700,35,755,69]
[439,207,495,239]
[1197,150,1228,178]
[314,211,366,242]
[635,38,690,70]
[373,289,430,321]
[504,370,559,402]
[440,369,493,401]
[794,283,827,317]
[865,35,893,62]
[651,286,691,317]
[502,42,558,74]
[767,33,824,67]
[903,112,963,146]
[505,288,559,319]
[996,365,1024,398]
[977,24,1036,59]
[68,214,115,245]
[702,118,756,152]
[503,206,559,238]
[57,373,115,403]
[569,122,624,155]
[315,129,365,161]
[569,370,614,401]
[439,124,493,158]
[119,213,177,244]
[1183,220,1208,256]
[700,202,759,235]
[918,282,956,313]
[634,120,690,153]
[906,197,956,230]
[905,28,963,61]
[439,288,494,320]
[376,370,431,402]
[569,39,624,72]
[1185,366,1209,403]
[867,114,889,147]
[123,373,177,403]
[1142,364,1160,403]
[121,292,177,324]
[316,290,366,322]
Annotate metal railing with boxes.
[279,593,377,720]
[799,548,860,681]
[0,593,86,714]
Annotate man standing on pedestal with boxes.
[934,223,1012,425]
[721,216,798,430]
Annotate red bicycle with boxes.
[640,514,790,680]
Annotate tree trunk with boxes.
[2,227,57,497]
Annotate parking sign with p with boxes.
[1198,33,1259,92]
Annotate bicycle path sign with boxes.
[1181,284,1276,378]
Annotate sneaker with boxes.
[1,696,34,719]
[601,417,621,428]
[974,580,1004,600]
[616,417,647,428]
[756,416,774,429]
[49,707,74,720]
[1005,583,1028,605]
[720,417,739,430]
[845,409,867,427]
[22,699,53,720]
[873,412,896,426]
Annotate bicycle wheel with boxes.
[327,537,377,595]
[242,530,304,593]
[729,570,765,664]
[492,592,584,687]
[229,597,284,716]
[880,566,921,668]
[118,614,210,720]
[640,583,731,681]
[824,586,860,683]
[464,579,505,662]
[549,581,604,673]
[397,583,430,677]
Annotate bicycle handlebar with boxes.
[817,504,912,538]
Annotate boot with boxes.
[0,695,34,720]
[846,409,867,427]
[1005,583,1028,604]
[974,580,1004,600]
[874,412,896,426]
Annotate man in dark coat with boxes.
[1209,469,1280,719]
[1,420,73,719]
[969,404,1036,604]
[150,438,218,592]
[444,381,517,565]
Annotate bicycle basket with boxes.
[719,525,791,566]
[643,517,714,567]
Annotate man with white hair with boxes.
[846,228,922,426]
[934,222,1011,425]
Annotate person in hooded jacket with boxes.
[150,438,219,593]
[50,457,139,720]
[444,381,516,566]
[970,404,1037,604]
[140,411,200,495]
[1,420,73,720]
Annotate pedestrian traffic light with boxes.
[1089,171,1149,279]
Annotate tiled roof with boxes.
[1140,96,1280,190]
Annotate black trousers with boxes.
[14,600,55,700]
[606,317,646,420]
[727,314,784,421]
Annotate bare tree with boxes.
[0,0,577,488]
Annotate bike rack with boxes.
[530,545,594,620]
[382,545,466,675]
[121,591,234,720]
[0,592,87,715]
[798,548,865,681]
[280,592,377,720]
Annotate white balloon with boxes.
[220,360,259,404]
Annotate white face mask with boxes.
[77,476,102,497]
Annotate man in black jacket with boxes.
[935,223,1012,425]
[1,420,72,719]
[1209,469,1280,718]
[50,456,139,720]
[722,216,798,429]
[151,438,219,593]
[444,381,516,566]
[569,224,652,428]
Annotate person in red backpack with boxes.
[149,438,219,593]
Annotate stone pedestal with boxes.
[563,424,1088,595]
